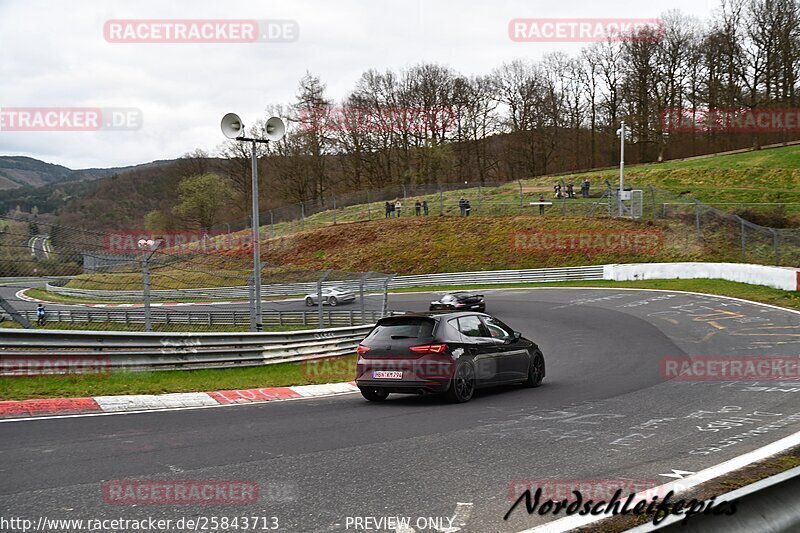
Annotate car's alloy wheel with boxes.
[524,352,545,388]
[446,361,475,403]
[360,387,389,402]
[305,297,314,307]
[329,296,338,307]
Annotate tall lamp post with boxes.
[137,238,163,332]
[220,113,286,331]
[616,122,626,217]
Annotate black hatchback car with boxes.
[429,291,486,312]
[355,312,545,403]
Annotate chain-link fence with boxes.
[0,216,393,332]
[2,177,798,332]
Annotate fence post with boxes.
[142,255,152,332]
[301,203,305,230]
[269,210,274,239]
[772,229,780,265]
[739,217,746,261]
[381,274,395,317]
[439,189,443,216]
[695,202,701,237]
[649,186,656,220]
[318,269,332,328]
[561,195,567,216]
[478,186,482,215]
[367,190,371,220]
[248,274,257,332]
[332,194,337,225]
[518,179,523,207]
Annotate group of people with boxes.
[385,200,430,217]
[553,179,591,199]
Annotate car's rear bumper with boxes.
[356,355,454,394]
[356,378,450,394]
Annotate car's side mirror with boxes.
[513,331,522,341]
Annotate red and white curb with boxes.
[0,382,359,421]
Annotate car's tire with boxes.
[360,387,389,402]
[329,296,338,307]
[523,352,545,388]
[305,297,314,307]
[446,361,476,403]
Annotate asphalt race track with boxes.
[2,288,800,532]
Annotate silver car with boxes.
[304,286,356,307]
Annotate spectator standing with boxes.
[566,182,575,199]
[553,183,562,199]
[395,200,402,217]
[465,199,471,216]
[538,194,545,215]
[385,201,391,218]
[36,303,46,326]
[458,197,466,216]
[415,200,422,216]
[583,179,590,198]
[422,200,429,216]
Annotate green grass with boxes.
[0,355,357,401]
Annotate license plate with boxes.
[373,371,402,379]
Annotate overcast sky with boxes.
[0,0,720,169]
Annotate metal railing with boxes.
[7,309,388,328]
[44,265,605,301]
[0,324,375,372]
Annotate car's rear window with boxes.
[367,317,436,340]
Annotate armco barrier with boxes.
[11,309,386,328]
[43,265,606,301]
[0,325,374,373]
[33,262,800,303]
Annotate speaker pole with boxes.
[250,139,263,331]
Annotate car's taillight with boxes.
[356,345,370,355]
[409,344,447,354]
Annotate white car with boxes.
[304,287,356,307]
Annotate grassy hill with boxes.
[67,215,737,290]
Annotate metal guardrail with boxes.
[627,465,800,532]
[6,309,386,328]
[0,324,375,373]
[43,265,605,301]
